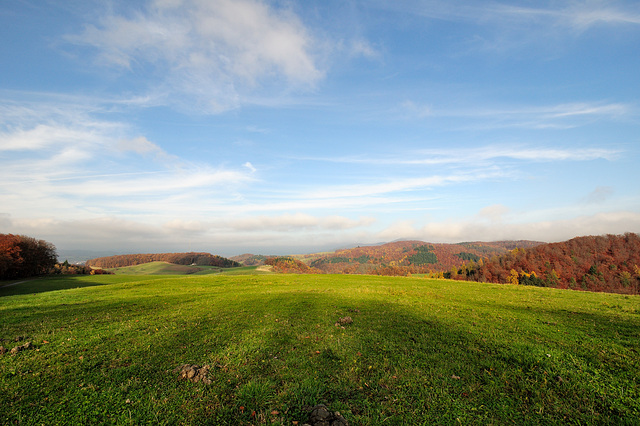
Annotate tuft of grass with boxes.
[0,274,638,424]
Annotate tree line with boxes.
[85,252,240,269]
[461,234,640,294]
[265,257,318,273]
[0,234,58,280]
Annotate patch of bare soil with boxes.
[0,337,34,355]
[174,364,212,384]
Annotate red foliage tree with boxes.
[465,234,640,294]
[0,234,58,280]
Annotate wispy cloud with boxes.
[65,0,324,113]
[0,99,255,218]
[305,171,501,199]
[376,1,640,54]
[489,2,640,31]
[391,1,640,29]
[400,101,633,129]
[294,144,620,167]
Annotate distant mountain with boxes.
[57,249,120,265]
[85,252,240,269]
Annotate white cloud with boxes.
[401,101,633,129]
[378,210,640,244]
[491,2,640,31]
[349,39,382,59]
[377,1,640,55]
[306,172,495,200]
[243,162,257,173]
[299,144,620,167]
[397,1,640,30]
[0,99,255,219]
[66,0,324,112]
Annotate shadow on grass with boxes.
[0,275,160,297]
[2,286,638,424]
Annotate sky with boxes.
[1,0,639,257]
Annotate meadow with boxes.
[103,262,271,276]
[1,273,638,425]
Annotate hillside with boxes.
[465,233,640,294]
[307,240,543,275]
[264,256,319,274]
[232,240,543,275]
[106,261,207,275]
[230,253,268,266]
[85,252,240,269]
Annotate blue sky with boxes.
[1,0,639,256]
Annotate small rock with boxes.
[0,346,6,355]
[307,404,349,426]
[310,404,332,424]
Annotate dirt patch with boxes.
[334,316,353,328]
[256,265,273,272]
[175,364,212,384]
[0,339,33,356]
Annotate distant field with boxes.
[1,274,638,424]
[106,262,274,276]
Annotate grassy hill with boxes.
[86,252,240,269]
[1,274,638,424]
[107,261,206,275]
[106,262,274,276]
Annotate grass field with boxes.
[1,274,638,425]
[105,262,274,276]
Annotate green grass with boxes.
[1,274,638,425]
[107,262,274,276]
[107,261,211,275]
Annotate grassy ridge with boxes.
[107,261,206,275]
[106,262,274,276]
[1,274,638,424]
